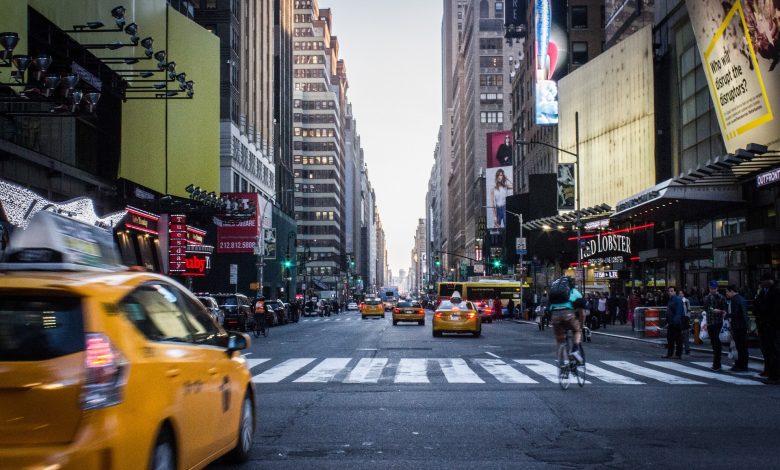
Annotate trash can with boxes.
[644,308,661,337]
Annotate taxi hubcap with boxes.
[240,397,253,451]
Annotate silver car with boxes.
[197,295,224,325]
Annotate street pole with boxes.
[575,111,584,296]
[519,213,523,319]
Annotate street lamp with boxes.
[517,111,583,295]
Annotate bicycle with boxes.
[253,314,268,338]
[557,328,586,390]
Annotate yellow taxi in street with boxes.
[392,300,425,326]
[360,297,385,319]
[432,292,481,337]
[0,212,256,470]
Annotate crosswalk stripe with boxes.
[474,359,537,383]
[344,358,388,383]
[584,363,644,384]
[602,361,704,384]
[246,358,271,370]
[691,361,762,373]
[437,358,484,383]
[514,359,591,384]
[396,358,429,383]
[253,358,316,383]
[646,362,762,385]
[294,358,351,382]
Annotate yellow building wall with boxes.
[20,0,219,197]
[557,25,656,209]
[0,1,28,55]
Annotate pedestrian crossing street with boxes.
[245,357,766,386]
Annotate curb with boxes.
[512,319,765,363]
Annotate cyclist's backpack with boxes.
[549,277,572,304]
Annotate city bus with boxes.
[436,280,522,306]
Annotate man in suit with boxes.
[665,287,684,359]
[726,285,750,372]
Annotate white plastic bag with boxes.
[728,339,737,360]
[699,313,709,341]
[719,318,732,343]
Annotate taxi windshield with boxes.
[365,299,381,306]
[438,301,472,310]
[397,301,422,308]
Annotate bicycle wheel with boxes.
[575,345,586,387]
[557,341,570,390]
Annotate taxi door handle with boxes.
[165,368,181,378]
[208,367,218,375]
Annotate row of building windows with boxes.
[479,56,503,68]
[294,141,338,152]
[294,155,336,165]
[293,99,337,110]
[295,82,328,92]
[293,54,324,64]
[480,111,504,124]
[304,266,337,276]
[480,92,504,103]
[479,38,503,50]
[294,41,325,51]
[294,14,312,23]
[293,0,312,9]
[295,197,339,207]
[294,169,337,179]
[296,211,337,221]
[298,225,341,236]
[297,239,340,250]
[480,74,503,87]
[295,183,340,193]
[294,127,336,138]
[294,68,325,79]
[293,113,338,124]
[294,27,314,37]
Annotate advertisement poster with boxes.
[534,0,568,125]
[686,0,780,152]
[486,131,514,230]
[557,163,575,210]
[216,192,262,253]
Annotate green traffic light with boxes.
[283,259,292,268]
[492,259,501,268]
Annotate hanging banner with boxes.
[686,0,780,152]
[534,0,568,125]
[168,215,187,274]
[216,192,261,253]
[557,163,575,210]
[505,0,529,39]
[486,131,514,230]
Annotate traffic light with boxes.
[492,258,502,269]
[434,256,441,267]
[282,258,293,269]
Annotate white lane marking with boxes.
[514,360,591,384]
[357,348,378,351]
[395,358,429,383]
[437,358,484,383]
[294,358,351,383]
[691,361,762,373]
[584,363,644,384]
[485,352,501,359]
[252,358,316,383]
[602,361,704,385]
[344,358,388,383]
[245,358,271,370]
[312,319,321,322]
[474,359,537,383]
[647,362,762,385]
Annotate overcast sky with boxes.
[323,0,443,281]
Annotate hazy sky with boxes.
[323,0,443,280]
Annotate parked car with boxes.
[196,294,224,324]
[212,293,253,332]
[266,299,288,325]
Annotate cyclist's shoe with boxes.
[570,349,584,365]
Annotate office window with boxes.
[480,56,503,68]
[571,41,588,65]
[571,6,588,29]
[480,0,489,18]
[495,1,504,18]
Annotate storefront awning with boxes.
[611,179,745,222]
[523,204,612,231]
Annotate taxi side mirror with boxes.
[227,332,250,355]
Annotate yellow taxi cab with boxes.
[392,300,425,326]
[360,297,385,319]
[432,292,481,337]
[0,211,255,470]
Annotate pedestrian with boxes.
[664,286,684,359]
[725,285,749,372]
[753,273,780,384]
[597,293,608,329]
[628,290,640,325]
[680,289,691,354]
[507,298,515,323]
[492,297,502,322]
[618,293,629,325]
[702,281,728,371]
[608,292,618,325]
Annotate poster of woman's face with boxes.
[486,166,513,229]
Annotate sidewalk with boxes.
[512,317,765,363]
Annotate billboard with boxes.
[216,192,262,253]
[505,0,528,39]
[486,131,514,230]
[557,163,575,210]
[686,0,780,152]
[534,0,568,125]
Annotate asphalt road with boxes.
[209,309,780,469]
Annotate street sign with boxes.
[594,270,619,279]
[473,264,484,274]
[516,237,527,255]
[229,264,238,285]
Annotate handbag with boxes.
[699,313,709,341]
[719,318,732,343]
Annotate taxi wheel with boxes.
[419,320,425,326]
[472,329,482,338]
[226,393,255,463]
[149,427,176,470]
[433,330,442,337]
[361,315,366,320]
[393,320,398,325]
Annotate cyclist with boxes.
[549,276,585,364]
[253,294,267,336]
